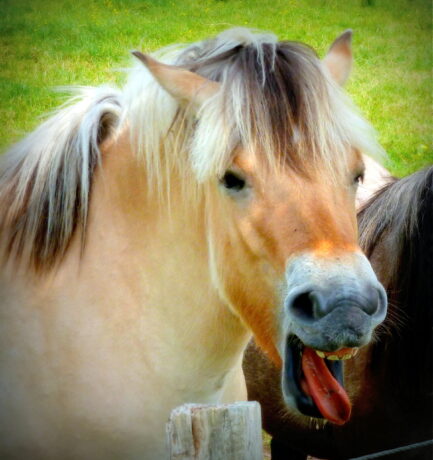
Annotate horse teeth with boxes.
[317,347,359,360]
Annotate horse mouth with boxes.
[283,337,358,425]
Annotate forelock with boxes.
[124,27,384,184]
[171,28,383,181]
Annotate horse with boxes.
[244,166,433,460]
[0,28,388,459]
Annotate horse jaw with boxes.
[323,29,353,86]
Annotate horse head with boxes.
[133,29,387,426]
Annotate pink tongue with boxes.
[301,347,352,425]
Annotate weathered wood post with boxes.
[166,401,263,460]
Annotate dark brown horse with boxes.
[244,166,433,460]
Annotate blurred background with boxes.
[0,0,431,175]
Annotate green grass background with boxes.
[0,0,431,176]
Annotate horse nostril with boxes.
[363,286,381,316]
[286,284,387,323]
[288,290,326,321]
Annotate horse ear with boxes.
[323,30,353,86]
[132,51,219,108]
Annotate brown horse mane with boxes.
[358,166,433,397]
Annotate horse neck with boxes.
[84,130,251,386]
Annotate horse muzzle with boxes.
[280,251,387,424]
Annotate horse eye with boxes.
[354,172,364,184]
[221,171,246,191]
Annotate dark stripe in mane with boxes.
[0,88,121,272]
[179,40,334,174]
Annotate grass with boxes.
[0,0,431,176]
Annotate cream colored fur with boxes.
[0,131,250,458]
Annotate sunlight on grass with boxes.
[0,0,431,175]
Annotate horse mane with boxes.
[0,86,121,271]
[0,28,383,272]
[124,27,383,183]
[358,166,433,397]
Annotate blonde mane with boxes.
[124,28,383,182]
[0,28,383,272]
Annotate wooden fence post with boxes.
[166,401,263,460]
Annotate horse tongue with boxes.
[301,347,351,425]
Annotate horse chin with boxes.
[281,335,349,424]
